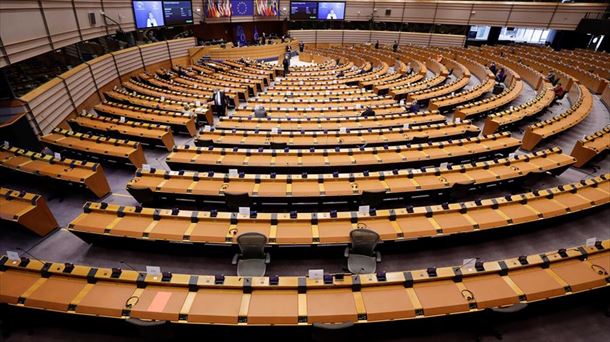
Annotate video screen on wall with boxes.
[163,1,193,25]
[290,1,317,20]
[254,0,278,17]
[133,1,165,29]
[317,2,345,20]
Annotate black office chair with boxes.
[448,180,476,201]
[359,189,387,208]
[269,142,288,150]
[224,191,251,212]
[345,228,381,274]
[196,138,214,147]
[410,135,429,144]
[232,232,270,277]
[520,170,546,190]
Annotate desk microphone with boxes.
[120,260,138,271]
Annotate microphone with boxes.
[120,260,138,271]
[16,247,45,264]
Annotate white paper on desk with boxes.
[238,207,251,216]
[271,127,279,134]
[146,266,162,276]
[308,269,324,280]
[6,251,19,261]
[142,164,151,171]
[119,116,126,123]
[203,125,212,132]
[195,100,201,106]
[81,110,87,115]
[403,123,410,129]
[462,258,477,272]
[586,237,597,247]
[2,141,9,148]
[228,169,239,177]
[339,127,347,134]
[455,118,461,123]
[358,205,370,214]
[160,96,165,101]
[53,152,61,159]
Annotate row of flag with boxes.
[205,0,278,18]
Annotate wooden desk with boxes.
[0,188,58,236]
[1,240,608,325]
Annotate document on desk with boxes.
[147,291,172,312]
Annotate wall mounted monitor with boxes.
[162,1,193,25]
[317,2,344,20]
[290,1,317,20]
[133,1,165,29]
[254,0,278,17]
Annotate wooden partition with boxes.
[188,42,292,63]
[19,38,196,135]
[290,30,466,48]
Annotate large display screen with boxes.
[290,1,317,20]
[163,1,193,25]
[317,2,344,20]
[254,0,278,16]
[133,1,165,29]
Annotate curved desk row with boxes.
[570,125,610,168]
[522,84,593,151]
[126,148,574,206]
[482,84,555,136]
[215,110,446,131]
[195,121,480,148]
[0,146,110,198]
[41,128,146,169]
[70,174,610,246]
[69,113,175,152]
[167,133,520,173]
[1,240,608,325]
[94,101,197,137]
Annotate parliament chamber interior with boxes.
[0,0,609,341]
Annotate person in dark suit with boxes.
[392,41,398,52]
[361,107,375,117]
[299,41,305,53]
[283,56,290,76]
[375,40,379,49]
[409,100,420,113]
[212,89,228,117]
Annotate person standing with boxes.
[299,41,305,53]
[212,89,227,117]
[375,40,379,49]
[392,41,398,52]
[283,56,290,76]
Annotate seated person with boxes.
[409,100,420,113]
[406,63,413,75]
[254,105,267,118]
[547,71,558,85]
[495,68,506,83]
[336,70,344,78]
[392,41,399,52]
[211,89,228,116]
[489,62,497,75]
[361,107,375,117]
[553,83,566,103]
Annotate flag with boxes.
[231,0,253,16]
[253,26,259,42]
